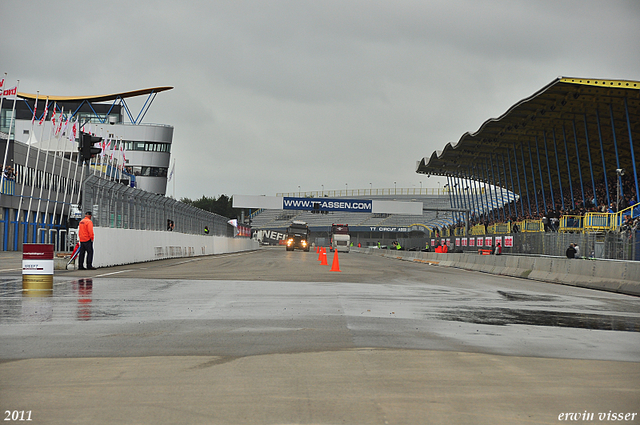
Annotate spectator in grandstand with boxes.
[3,166,15,181]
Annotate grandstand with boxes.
[249,188,515,248]
[251,77,638,259]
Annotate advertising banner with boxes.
[485,236,493,247]
[283,197,372,213]
[455,238,460,246]
[504,235,514,247]
[469,238,475,247]
[477,237,483,247]
[462,238,467,247]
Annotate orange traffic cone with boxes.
[320,249,328,265]
[318,247,323,261]
[330,248,341,272]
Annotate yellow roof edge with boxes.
[16,86,174,102]
[559,77,640,89]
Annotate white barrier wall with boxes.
[91,228,258,268]
[354,248,640,297]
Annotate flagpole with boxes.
[117,137,123,185]
[1,78,19,200]
[27,97,50,238]
[35,101,57,239]
[58,115,77,226]
[17,91,38,224]
[46,107,67,229]
[173,158,176,199]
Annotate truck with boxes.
[285,220,311,252]
[330,224,350,253]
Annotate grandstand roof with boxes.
[416,77,640,199]
[17,86,174,103]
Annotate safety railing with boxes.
[584,213,612,232]
[1,179,15,195]
[559,215,584,233]
[488,222,511,234]
[470,224,486,235]
[452,227,463,236]
[520,220,544,232]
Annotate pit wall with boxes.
[353,248,640,297]
[88,228,258,268]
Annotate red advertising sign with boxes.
[504,236,513,247]
[23,244,54,260]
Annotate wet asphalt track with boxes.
[1,248,639,361]
[1,248,639,425]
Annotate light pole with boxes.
[298,185,301,197]
[321,184,324,195]
[394,181,396,194]
[345,183,348,194]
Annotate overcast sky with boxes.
[2,0,639,200]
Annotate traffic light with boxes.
[79,132,102,162]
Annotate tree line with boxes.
[180,194,249,220]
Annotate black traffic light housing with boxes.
[79,131,102,163]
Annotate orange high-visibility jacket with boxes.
[79,217,94,242]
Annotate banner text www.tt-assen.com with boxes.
[283,197,372,213]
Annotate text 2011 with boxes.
[4,411,32,421]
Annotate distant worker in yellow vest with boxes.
[78,211,97,270]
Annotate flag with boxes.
[70,118,78,142]
[31,97,38,125]
[51,107,57,128]
[168,160,175,182]
[55,109,65,136]
[39,100,50,126]
[61,115,70,137]
[0,78,4,89]
[1,85,17,99]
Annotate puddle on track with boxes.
[439,308,640,332]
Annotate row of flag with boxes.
[0,78,17,98]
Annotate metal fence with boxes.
[82,174,233,237]
[494,231,639,261]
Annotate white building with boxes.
[9,86,174,195]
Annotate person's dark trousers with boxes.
[78,241,94,269]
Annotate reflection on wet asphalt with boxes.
[1,273,639,361]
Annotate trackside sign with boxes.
[283,197,372,213]
[232,194,423,215]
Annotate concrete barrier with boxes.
[64,228,259,268]
[354,248,640,297]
